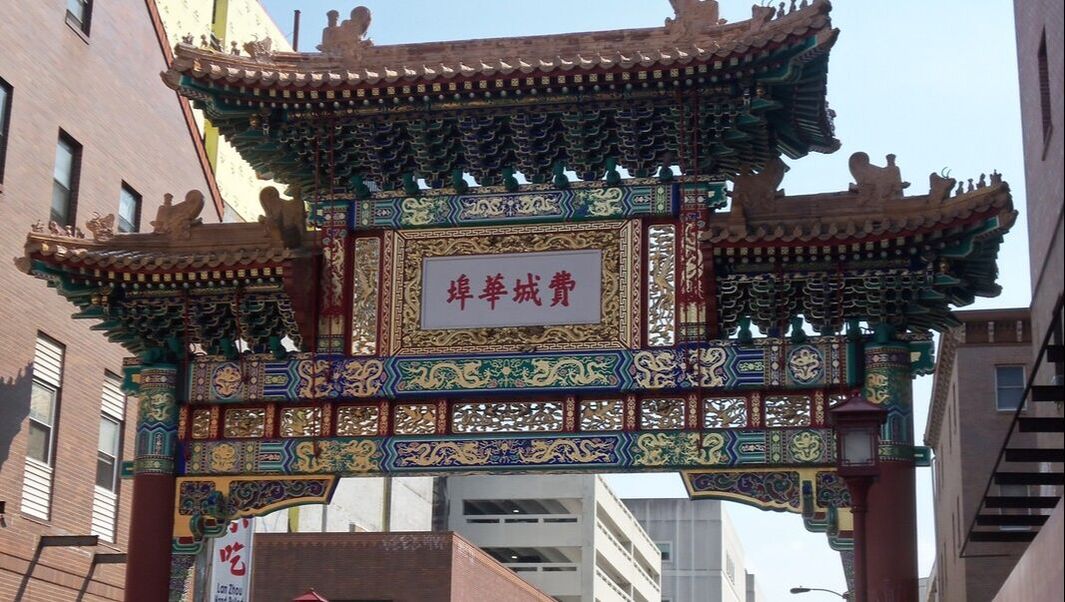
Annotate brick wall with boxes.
[0,0,212,599]
[251,532,555,602]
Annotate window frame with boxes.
[52,131,82,226]
[655,540,672,563]
[118,182,142,233]
[0,77,11,185]
[95,414,122,491]
[994,365,1026,412]
[28,334,65,467]
[28,380,60,466]
[65,0,93,36]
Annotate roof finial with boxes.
[665,0,724,36]
[319,6,374,59]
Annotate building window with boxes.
[22,335,65,520]
[52,132,81,226]
[118,183,141,233]
[995,366,1026,411]
[0,77,11,184]
[96,416,121,490]
[656,541,672,562]
[1038,30,1052,147]
[66,0,92,35]
[28,379,59,465]
[91,372,125,541]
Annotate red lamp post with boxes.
[829,394,888,602]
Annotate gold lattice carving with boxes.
[280,407,324,437]
[190,409,212,439]
[389,221,637,354]
[394,404,437,435]
[336,405,380,436]
[351,237,381,355]
[452,402,564,433]
[580,399,623,431]
[646,224,676,347]
[764,395,812,427]
[223,408,266,438]
[640,398,686,430]
[703,397,747,428]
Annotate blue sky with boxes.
[259,1,1030,598]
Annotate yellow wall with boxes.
[155,0,293,221]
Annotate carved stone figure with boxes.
[86,213,116,241]
[318,6,374,59]
[731,156,788,208]
[259,186,306,248]
[848,152,910,204]
[927,171,956,204]
[666,0,724,35]
[151,190,205,238]
[243,37,273,61]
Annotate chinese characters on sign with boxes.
[209,518,254,602]
[422,250,602,329]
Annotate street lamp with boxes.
[829,393,887,602]
[790,586,850,600]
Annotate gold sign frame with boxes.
[384,220,640,355]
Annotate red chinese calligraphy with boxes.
[219,541,247,576]
[447,274,473,310]
[512,273,543,305]
[548,270,576,307]
[478,273,508,310]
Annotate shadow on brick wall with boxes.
[0,364,32,471]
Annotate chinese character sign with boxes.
[209,518,254,602]
[421,250,602,329]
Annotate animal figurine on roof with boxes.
[848,152,910,204]
[259,186,306,248]
[151,190,204,238]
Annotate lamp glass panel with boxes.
[842,429,875,466]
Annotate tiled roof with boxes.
[18,223,314,275]
[705,181,1015,245]
[165,0,833,89]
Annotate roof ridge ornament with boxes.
[848,152,910,205]
[151,190,205,239]
[319,6,374,60]
[666,0,726,37]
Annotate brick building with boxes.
[924,308,1033,601]
[994,1,1065,598]
[0,2,217,599]
[250,532,556,602]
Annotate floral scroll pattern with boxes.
[580,399,623,431]
[640,398,686,430]
[452,402,564,433]
[336,405,380,436]
[764,395,811,427]
[646,224,676,347]
[686,471,803,511]
[703,397,747,428]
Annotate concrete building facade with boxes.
[0,1,216,599]
[256,476,434,534]
[623,499,757,602]
[444,475,662,602]
[924,308,1034,601]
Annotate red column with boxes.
[863,342,918,602]
[865,460,917,601]
[124,364,180,600]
